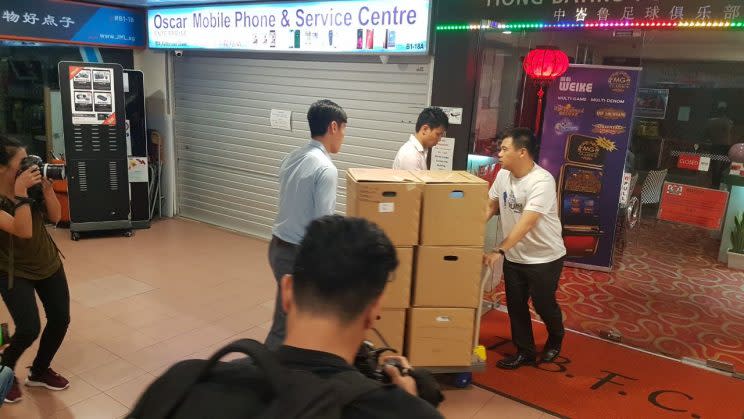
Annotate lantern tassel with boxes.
[535,85,545,136]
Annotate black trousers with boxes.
[503,257,565,356]
[265,236,299,351]
[0,266,70,375]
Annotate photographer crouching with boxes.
[130,215,443,419]
[276,215,443,418]
[0,135,70,404]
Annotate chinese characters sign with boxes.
[550,3,741,23]
[440,0,742,24]
[148,0,431,54]
[0,0,145,48]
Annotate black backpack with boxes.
[127,339,383,419]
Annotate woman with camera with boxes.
[0,135,70,403]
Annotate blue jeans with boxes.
[0,365,14,407]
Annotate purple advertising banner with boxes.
[539,64,640,271]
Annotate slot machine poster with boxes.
[538,64,640,271]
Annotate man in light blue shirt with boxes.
[265,99,347,350]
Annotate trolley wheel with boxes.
[71,231,80,241]
[124,230,134,238]
[454,372,472,388]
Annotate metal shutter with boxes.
[173,54,432,238]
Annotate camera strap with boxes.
[7,234,13,290]
[44,227,65,261]
[1,197,15,289]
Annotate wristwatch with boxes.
[496,248,505,256]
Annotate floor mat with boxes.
[485,220,744,371]
[474,309,744,419]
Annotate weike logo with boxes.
[559,77,593,93]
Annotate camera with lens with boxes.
[19,155,66,181]
[354,339,444,407]
[354,340,403,384]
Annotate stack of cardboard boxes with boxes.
[347,168,487,367]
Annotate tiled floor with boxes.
[0,218,550,418]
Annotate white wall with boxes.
[133,49,176,217]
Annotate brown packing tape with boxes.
[410,170,487,184]
[347,168,421,183]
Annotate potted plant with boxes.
[728,213,744,270]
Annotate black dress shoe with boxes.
[540,347,561,363]
[496,353,536,370]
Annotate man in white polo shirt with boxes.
[392,107,449,170]
[484,128,567,370]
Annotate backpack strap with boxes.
[131,339,287,419]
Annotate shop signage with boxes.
[658,182,728,229]
[148,0,431,54]
[677,153,711,171]
[431,137,456,170]
[0,0,145,48]
[439,0,742,24]
[538,64,641,271]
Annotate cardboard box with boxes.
[366,309,406,353]
[413,171,488,246]
[346,169,422,246]
[413,246,482,308]
[406,308,476,367]
[380,247,413,309]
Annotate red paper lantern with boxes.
[522,47,569,136]
[522,47,570,82]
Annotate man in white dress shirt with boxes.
[392,107,449,170]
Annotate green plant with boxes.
[730,213,744,254]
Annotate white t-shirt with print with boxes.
[488,164,566,264]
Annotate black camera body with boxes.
[354,340,404,384]
[19,155,66,181]
[17,155,66,202]
[353,340,445,408]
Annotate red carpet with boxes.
[475,309,744,419]
[485,220,744,371]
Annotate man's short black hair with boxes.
[307,99,348,138]
[292,215,398,323]
[505,127,538,158]
[415,107,449,133]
